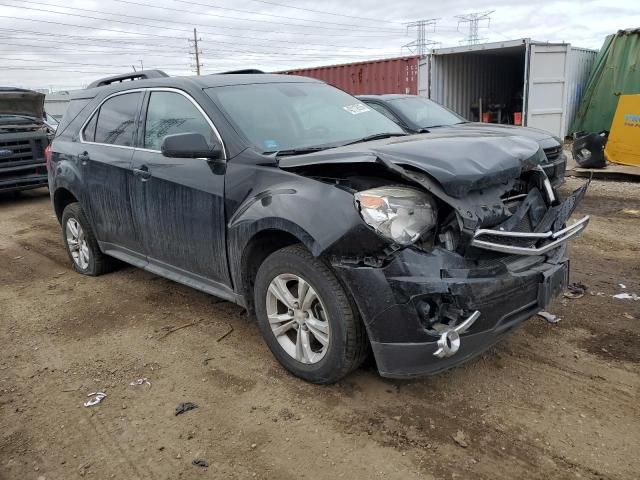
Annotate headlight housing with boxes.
[354,186,437,245]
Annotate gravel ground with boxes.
[0,179,638,480]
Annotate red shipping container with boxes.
[279,56,419,96]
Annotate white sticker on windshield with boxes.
[343,103,371,115]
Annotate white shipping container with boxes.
[418,39,597,138]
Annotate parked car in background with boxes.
[0,87,54,194]
[358,94,567,186]
[48,71,588,383]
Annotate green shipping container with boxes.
[571,29,640,134]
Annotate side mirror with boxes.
[161,133,222,159]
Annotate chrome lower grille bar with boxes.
[471,215,590,255]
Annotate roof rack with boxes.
[218,69,264,74]
[87,70,169,89]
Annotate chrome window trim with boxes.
[78,88,144,149]
[78,87,227,159]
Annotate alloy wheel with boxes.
[265,273,330,364]
[65,217,90,270]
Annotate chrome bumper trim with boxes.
[433,310,480,359]
[471,216,590,256]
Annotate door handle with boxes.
[133,165,152,180]
[78,151,89,165]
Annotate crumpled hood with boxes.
[278,133,544,198]
[430,123,559,150]
[0,88,45,119]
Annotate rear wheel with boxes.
[254,245,367,384]
[61,202,115,276]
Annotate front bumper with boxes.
[333,248,569,378]
[0,167,48,193]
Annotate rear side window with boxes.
[92,92,142,146]
[143,91,214,151]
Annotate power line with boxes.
[172,0,402,31]
[9,0,404,35]
[0,56,186,69]
[0,42,190,58]
[1,1,402,51]
[244,0,401,24]
[0,28,399,61]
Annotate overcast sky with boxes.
[1,0,638,90]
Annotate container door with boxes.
[525,44,570,137]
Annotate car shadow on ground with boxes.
[0,187,50,206]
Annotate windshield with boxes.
[206,82,404,153]
[389,97,465,128]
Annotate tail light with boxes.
[44,144,52,171]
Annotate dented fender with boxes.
[224,154,393,294]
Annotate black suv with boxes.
[49,71,589,383]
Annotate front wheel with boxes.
[254,245,367,384]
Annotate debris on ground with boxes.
[538,311,561,323]
[192,459,209,468]
[623,313,635,319]
[564,282,588,299]
[613,293,639,301]
[175,402,198,416]
[452,430,469,448]
[619,284,627,289]
[129,378,151,388]
[216,325,234,342]
[83,392,107,407]
[158,320,202,339]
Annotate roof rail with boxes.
[218,69,264,74]
[87,70,169,89]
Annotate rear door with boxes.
[80,91,145,261]
[525,43,570,137]
[130,89,231,288]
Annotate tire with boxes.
[254,244,368,384]
[61,202,115,276]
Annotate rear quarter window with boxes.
[55,98,91,136]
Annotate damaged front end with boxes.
[280,137,589,378]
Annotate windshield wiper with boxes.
[268,146,330,157]
[343,132,407,146]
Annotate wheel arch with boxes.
[53,187,79,223]
[236,225,315,313]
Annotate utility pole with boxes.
[403,19,439,55]
[189,28,203,75]
[456,11,494,45]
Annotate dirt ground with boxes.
[1,177,638,480]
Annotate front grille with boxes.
[543,145,562,161]
[0,139,34,163]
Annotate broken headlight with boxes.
[354,186,437,245]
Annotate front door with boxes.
[130,89,231,287]
[80,91,144,258]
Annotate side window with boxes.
[82,112,98,142]
[144,91,215,151]
[93,92,142,147]
[368,102,400,123]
